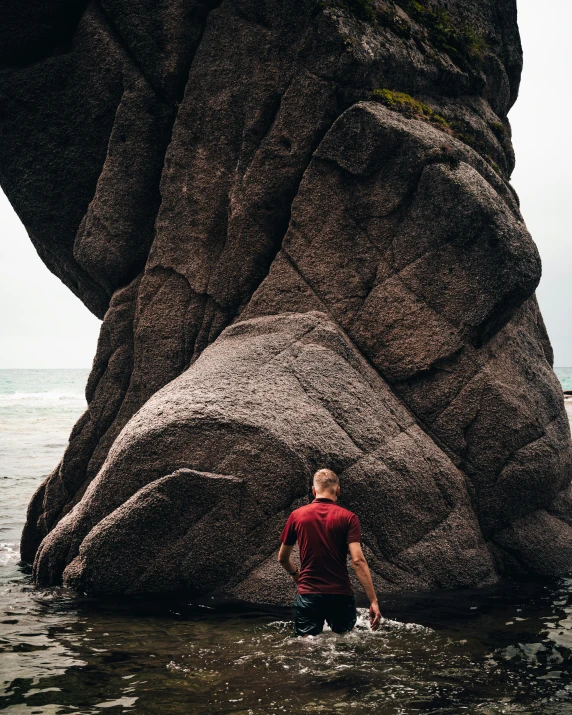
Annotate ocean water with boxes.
[1,368,572,714]
[0,370,89,548]
[557,367,572,392]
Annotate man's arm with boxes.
[278,543,299,583]
[348,542,382,631]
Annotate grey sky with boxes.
[0,0,570,369]
[510,0,572,367]
[0,191,101,369]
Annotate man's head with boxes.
[312,468,340,500]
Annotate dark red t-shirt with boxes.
[280,498,361,595]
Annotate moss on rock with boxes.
[406,0,488,60]
[320,0,488,81]
[489,121,506,139]
[371,89,503,174]
[371,89,450,130]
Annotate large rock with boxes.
[1,0,570,599]
[243,103,570,539]
[34,312,498,597]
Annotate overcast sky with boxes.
[0,0,570,369]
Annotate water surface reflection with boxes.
[2,557,572,714]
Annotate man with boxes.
[278,468,382,636]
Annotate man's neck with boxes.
[314,493,338,502]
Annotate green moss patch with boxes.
[371,89,450,130]
[403,0,488,73]
[371,89,503,174]
[376,6,412,38]
[489,121,506,140]
[321,0,489,78]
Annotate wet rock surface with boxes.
[1,0,570,599]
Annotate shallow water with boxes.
[1,369,572,714]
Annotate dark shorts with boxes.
[294,594,357,636]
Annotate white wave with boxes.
[266,608,432,637]
[266,620,295,631]
[0,541,19,567]
[167,661,190,673]
[0,391,86,408]
[353,607,433,634]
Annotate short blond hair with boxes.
[313,468,339,494]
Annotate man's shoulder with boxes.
[294,501,358,519]
[332,504,358,520]
[290,503,314,517]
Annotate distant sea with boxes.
[0,369,88,551]
[557,366,572,391]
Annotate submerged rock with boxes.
[1,0,570,598]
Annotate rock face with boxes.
[1,0,571,600]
